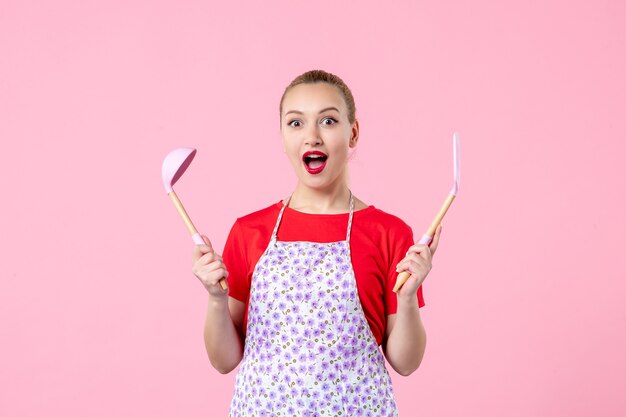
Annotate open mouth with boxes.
[302,151,328,174]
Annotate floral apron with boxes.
[229,194,399,417]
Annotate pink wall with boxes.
[1,0,625,415]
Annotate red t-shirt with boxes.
[223,201,425,346]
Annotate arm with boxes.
[383,303,427,376]
[382,224,442,376]
[203,296,245,374]
[192,235,245,374]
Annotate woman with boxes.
[192,70,442,416]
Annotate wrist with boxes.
[207,293,229,309]
[397,294,420,310]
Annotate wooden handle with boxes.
[168,191,199,236]
[168,191,229,291]
[425,193,455,237]
[393,271,411,293]
[392,193,456,293]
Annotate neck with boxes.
[288,178,351,214]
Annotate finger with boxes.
[202,265,228,280]
[192,245,207,263]
[202,235,214,252]
[408,251,431,266]
[195,235,214,256]
[430,224,442,255]
[192,237,214,262]
[202,259,226,273]
[396,257,430,275]
[198,251,219,265]
[196,260,227,280]
[396,265,426,292]
[398,252,427,269]
[406,243,429,255]
[396,251,420,271]
[199,267,229,286]
[397,272,423,293]
[406,244,431,261]
[403,260,429,281]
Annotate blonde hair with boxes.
[279,70,356,124]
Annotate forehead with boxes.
[282,82,347,114]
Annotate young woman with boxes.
[192,70,442,417]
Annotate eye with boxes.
[321,117,337,126]
[287,119,302,127]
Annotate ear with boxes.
[349,119,360,148]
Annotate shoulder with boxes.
[357,205,413,237]
[224,201,283,252]
[233,200,283,230]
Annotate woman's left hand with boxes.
[395,224,443,300]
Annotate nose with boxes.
[304,124,322,146]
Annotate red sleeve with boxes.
[384,222,425,315]
[222,219,250,303]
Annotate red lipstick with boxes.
[302,151,328,175]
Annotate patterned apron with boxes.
[229,193,399,417]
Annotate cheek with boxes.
[281,133,294,151]
[282,140,300,163]
[329,134,351,158]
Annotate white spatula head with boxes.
[161,147,197,194]
[451,133,461,195]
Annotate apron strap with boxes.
[271,196,291,241]
[271,192,355,242]
[346,191,355,244]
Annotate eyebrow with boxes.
[284,107,340,116]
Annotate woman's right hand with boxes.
[192,235,229,298]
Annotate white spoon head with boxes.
[161,147,197,193]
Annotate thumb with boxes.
[202,234,213,249]
[192,234,213,263]
[429,224,442,255]
[200,235,214,253]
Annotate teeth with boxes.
[307,154,324,159]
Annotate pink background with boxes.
[1,0,625,415]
